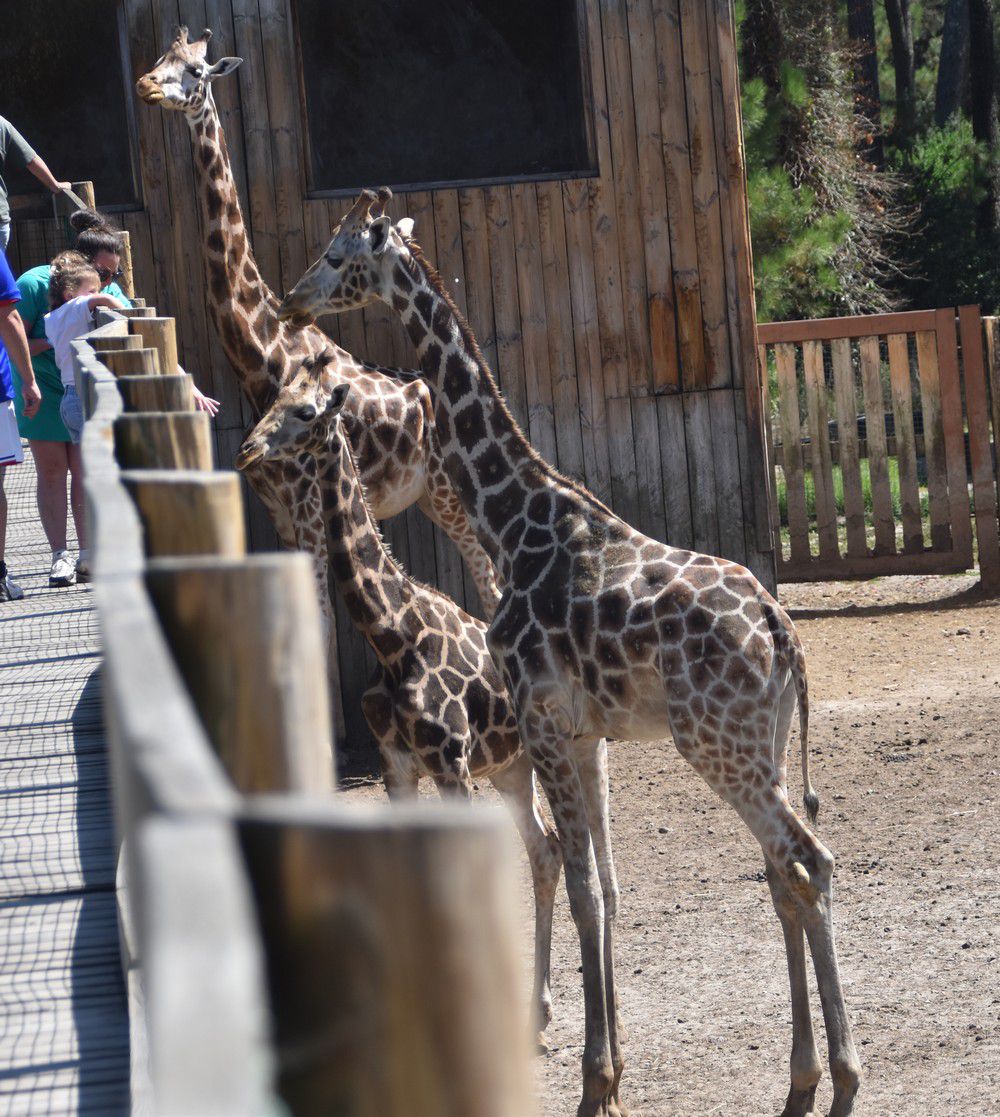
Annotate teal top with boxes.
[12,264,132,441]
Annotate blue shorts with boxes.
[59,385,85,444]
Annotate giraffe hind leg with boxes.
[670,716,859,1117]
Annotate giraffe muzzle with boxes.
[276,295,315,328]
[234,441,265,471]
[135,79,164,104]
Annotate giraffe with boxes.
[133,28,500,623]
[276,189,862,1117]
[234,357,562,1047]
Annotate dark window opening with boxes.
[293,0,598,195]
[1,0,141,211]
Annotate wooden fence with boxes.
[75,311,534,1114]
[758,307,1000,591]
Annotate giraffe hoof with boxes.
[780,1083,818,1117]
[534,1030,550,1056]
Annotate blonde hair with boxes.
[48,250,100,310]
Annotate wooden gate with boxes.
[758,306,1000,588]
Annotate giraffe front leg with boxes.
[362,676,419,801]
[490,754,562,1053]
[518,699,614,1117]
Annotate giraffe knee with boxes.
[788,843,835,907]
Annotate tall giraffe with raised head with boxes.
[277,189,861,1117]
[235,359,562,1046]
[134,29,500,620]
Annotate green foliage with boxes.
[743,71,854,321]
[894,120,1000,311]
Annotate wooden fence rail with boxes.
[75,311,534,1115]
[758,306,1000,590]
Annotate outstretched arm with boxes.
[26,156,70,195]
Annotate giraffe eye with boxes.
[328,255,344,269]
[295,405,317,422]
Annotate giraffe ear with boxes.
[369,215,393,256]
[206,56,243,80]
[326,383,352,416]
[396,217,415,239]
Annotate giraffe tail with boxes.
[790,639,819,824]
[764,599,818,823]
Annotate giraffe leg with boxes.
[574,738,627,1117]
[766,861,822,1117]
[418,480,502,620]
[491,754,562,1053]
[362,678,419,801]
[517,694,614,1117]
[799,879,861,1117]
[768,679,822,1116]
[670,716,859,1117]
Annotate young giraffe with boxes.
[134,29,500,619]
[277,190,862,1117]
[234,359,562,1046]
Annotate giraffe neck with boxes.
[394,249,556,562]
[188,91,285,413]
[317,432,415,658]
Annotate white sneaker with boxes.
[49,550,76,587]
[75,554,92,583]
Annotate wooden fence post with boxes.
[238,799,535,1117]
[102,348,161,377]
[113,412,213,470]
[119,229,135,299]
[984,317,1000,521]
[131,317,179,376]
[90,334,142,353]
[144,553,335,795]
[117,374,194,414]
[121,470,246,559]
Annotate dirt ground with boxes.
[345,574,1000,1116]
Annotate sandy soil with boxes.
[345,574,1000,1116]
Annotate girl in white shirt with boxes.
[44,252,125,445]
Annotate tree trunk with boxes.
[884,0,917,146]
[968,0,1000,233]
[742,0,783,91]
[846,0,885,167]
[935,0,970,125]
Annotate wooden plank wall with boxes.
[10,0,774,748]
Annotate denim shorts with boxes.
[59,385,85,444]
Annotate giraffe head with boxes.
[135,26,242,115]
[235,356,350,469]
[277,187,413,326]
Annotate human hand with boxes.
[52,181,72,193]
[192,385,221,417]
[21,380,42,418]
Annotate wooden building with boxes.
[6,0,773,744]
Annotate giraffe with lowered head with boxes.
[235,358,562,1047]
[134,29,501,622]
[276,188,862,1117]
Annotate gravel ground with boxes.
[345,573,1000,1116]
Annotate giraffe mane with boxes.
[402,237,618,522]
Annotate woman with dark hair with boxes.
[10,209,131,585]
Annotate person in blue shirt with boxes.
[0,249,41,600]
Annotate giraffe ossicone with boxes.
[236,357,562,1049]
[278,187,862,1117]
